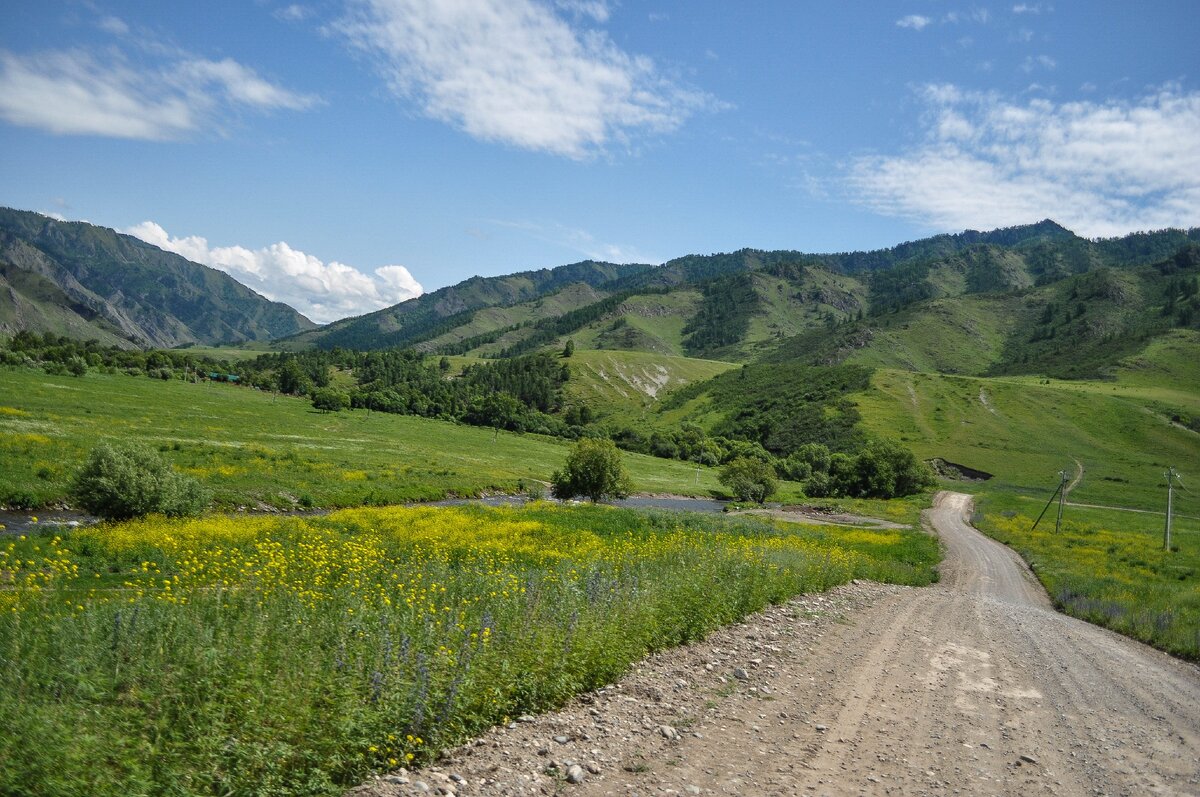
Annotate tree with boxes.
[312,387,350,413]
[562,338,575,358]
[719,456,778,504]
[71,442,211,520]
[551,438,633,502]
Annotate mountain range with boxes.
[0,208,315,348]
[2,206,1198,385]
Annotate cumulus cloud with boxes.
[336,0,721,158]
[124,222,423,324]
[0,48,316,139]
[848,85,1200,238]
[896,15,933,30]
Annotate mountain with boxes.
[285,259,653,351]
[0,208,315,348]
[342,220,1197,365]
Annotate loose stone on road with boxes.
[355,492,1200,797]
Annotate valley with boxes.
[2,213,1199,797]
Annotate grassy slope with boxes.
[856,367,1199,510]
[416,283,607,354]
[563,349,736,422]
[0,368,737,510]
[570,291,702,357]
[743,271,866,358]
[843,295,1023,376]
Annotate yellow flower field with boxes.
[0,503,937,797]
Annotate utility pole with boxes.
[1032,469,1071,532]
[1164,467,1184,551]
[1056,469,1068,535]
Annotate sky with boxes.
[1,2,1198,324]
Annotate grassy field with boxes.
[972,493,1199,660]
[856,367,1200,510]
[0,502,939,797]
[0,368,750,511]
[563,349,736,423]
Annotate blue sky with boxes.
[1,1,1197,323]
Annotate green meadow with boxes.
[856,366,1198,510]
[0,368,749,510]
[0,502,938,797]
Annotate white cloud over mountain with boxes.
[125,222,422,324]
[848,84,1200,237]
[337,0,720,158]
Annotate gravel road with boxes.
[355,492,1200,797]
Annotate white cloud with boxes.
[273,4,313,22]
[98,16,130,36]
[124,222,423,324]
[1012,3,1045,14]
[896,15,932,31]
[336,0,720,158]
[0,48,316,140]
[1021,54,1057,73]
[177,58,317,110]
[848,85,1200,238]
[553,0,610,23]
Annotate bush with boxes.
[719,456,779,504]
[71,442,211,520]
[312,388,351,413]
[551,438,633,502]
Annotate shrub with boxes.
[551,438,633,502]
[71,442,211,520]
[718,456,779,504]
[312,387,351,413]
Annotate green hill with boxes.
[290,260,649,351]
[562,349,736,422]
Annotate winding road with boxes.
[593,492,1200,796]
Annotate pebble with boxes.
[566,764,586,784]
[554,735,570,744]
[685,786,701,795]
[733,668,750,681]
[815,724,828,733]
[1019,754,1039,765]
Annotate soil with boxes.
[352,492,1200,797]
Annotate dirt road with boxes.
[358,492,1200,797]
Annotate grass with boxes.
[563,350,736,423]
[845,296,1021,376]
[856,366,1200,510]
[973,493,1199,660]
[0,502,939,797]
[0,368,733,511]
